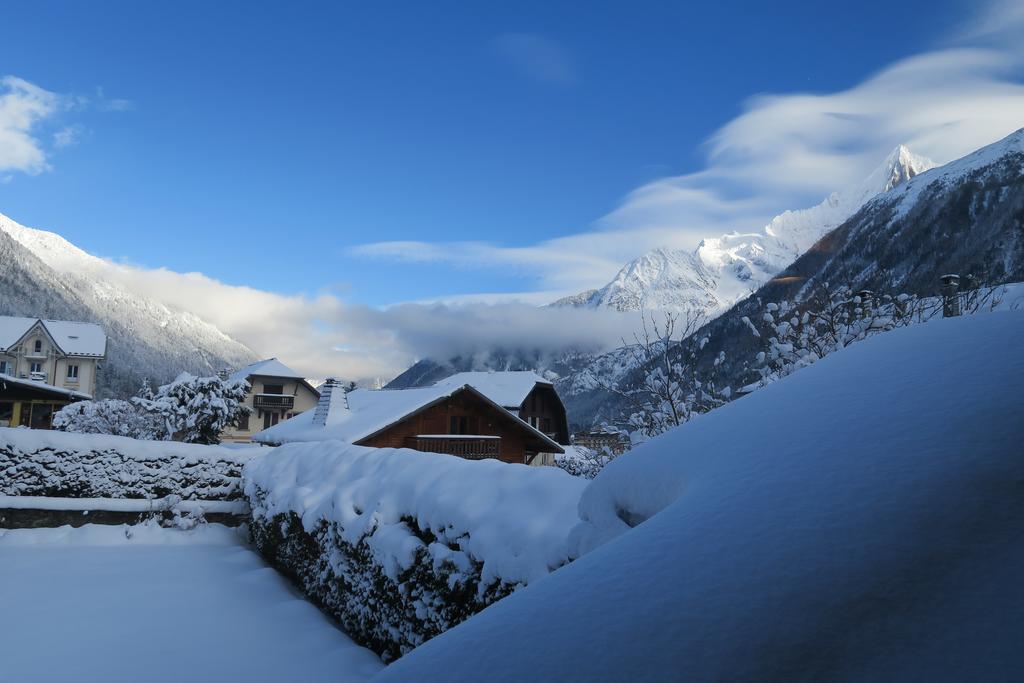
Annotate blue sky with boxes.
[2,0,1023,380]
[0,0,975,306]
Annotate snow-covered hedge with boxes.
[0,428,262,500]
[243,441,587,661]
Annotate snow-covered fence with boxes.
[243,441,588,662]
[0,428,262,500]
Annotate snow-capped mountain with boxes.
[577,127,1024,429]
[0,212,258,397]
[557,145,935,318]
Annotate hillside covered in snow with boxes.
[380,310,1024,682]
[0,212,257,397]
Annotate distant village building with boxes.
[573,426,631,455]
[0,316,107,429]
[256,371,568,466]
[220,358,321,442]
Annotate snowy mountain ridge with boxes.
[556,145,935,318]
[0,212,258,397]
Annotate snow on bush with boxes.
[378,311,1024,683]
[243,442,587,661]
[0,428,261,500]
[134,373,250,444]
[54,373,250,444]
[554,445,619,479]
[52,399,165,439]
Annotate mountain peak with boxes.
[875,144,934,194]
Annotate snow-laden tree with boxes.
[134,373,250,444]
[555,444,622,479]
[600,311,731,442]
[744,280,1003,388]
[52,399,165,439]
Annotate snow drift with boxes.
[379,311,1024,682]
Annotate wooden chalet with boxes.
[256,371,568,466]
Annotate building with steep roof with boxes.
[220,358,321,443]
[0,316,106,429]
[256,371,567,466]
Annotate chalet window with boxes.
[0,402,13,427]
[263,412,280,430]
[66,365,79,380]
[541,417,552,434]
[236,412,250,431]
[263,384,284,395]
[450,416,479,435]
[33,340,42,354]
[0,361,9,375]
[30,362,43,375]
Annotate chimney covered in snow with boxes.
[312,378,340,426]
[941,274,961,318]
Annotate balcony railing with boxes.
[253,393,295,411]
[406,435,501,460]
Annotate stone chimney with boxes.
[312,378,341,427]
[941,274,961,318]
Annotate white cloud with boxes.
[0,76,60,174]
[0,77,130,176]
[44,250,628,383]
[494,33,578,85]
[356,2,1024,297]
[53,124,84,149]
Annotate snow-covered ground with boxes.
[0,523,383,683]
[379,311,1024,682]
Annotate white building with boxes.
[0,316,107,428]
[220,358,321,443]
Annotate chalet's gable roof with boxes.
[0,316,106,357]
[230,358,305,382]
[430,371,552,409]
[256,381,563,453]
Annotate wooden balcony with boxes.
[253,393,295,411]
[406,435,501,460]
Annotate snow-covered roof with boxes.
[0,316,106,357]
[256,381,562,452]
[430,371,552,409]
[0,373,91,400]
[229,358,305,382]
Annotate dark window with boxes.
[67,365,79,380]
[262,384,284,395]
[33,340,42,353]
[236,412,250,431]
[541,417,552,434]
[30,362,43,374]
[0,402,13,426]
[0,361,9,375]
[263,412,280,430]
[450,416,479,435]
